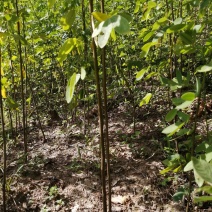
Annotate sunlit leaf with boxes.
[60,9,76,30]
[92,12,110,22]
[134,0,140,13]
[162,122,184,135]
[66,73,80,104]
[92,15,130,48]
[196,65,212,73]
[1,87,6,98]
[81,67,86,80]
[174,18,182,25]
[136,67,149,81]
[192,157,212,185]
[57,38,77,64]
[139,93,152,107]
[176,101,193,110]
[166,24,186,33]
[184,160,193,172]
[181,92,196,101]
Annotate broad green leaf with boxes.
[142,9,151,21]
[174,18,182,25]
[143,31,154,42]
[177,111,190,122]
[47,0,56,8]
[173,191,185,202]
[181,92,196,101]
[112,15,130,34]
[184,160,193,172]
[166,24,186,33]
[176,101,193,110]
[60,9,76,30]
[157,16,167,24]
[139,93,152,107]
[118,12,132,22]
[192,157,212,185]
[162,122,184,135]
[141,41,157,57]
[57,38,77,64]
[194,196,212,203]
[134,0,140,13]
[92,15,130,48]
[136,67,149,81]
[196,65,212,73]
[110,28,116,41]
[180,32,194,45]
[92,12,110,22]
[195,186,212,195]
[206,151,212,163]
[165,109,178,122]
[81,67,86,80]
[194,169,204,187]
[66,73,80,104]
[148,1,157,9]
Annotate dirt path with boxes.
[1,102,186,211]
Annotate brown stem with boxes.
[89,1,107,211]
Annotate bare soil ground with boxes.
[0,96,211,211]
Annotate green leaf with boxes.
[196,65,212,73]
[92,12,110,22]
[192,157,212,185]
[162,122,184,135]
[139,93,152,107]
[174,18,182,25]
[157,16,167,24]
[184,160,193,172]
[143,31,154,42]
[92,15,130,48]
[47,0,56,8]
[195,186,212,195]
[66,73,80,104]
[148,1,157,9]
[57,38,77,64]
[194,169,204,187]
[176,101,193,110]
[136,67,149,81]
[141,41,158,57]
[177,111,190,122]
[165,109,178,122]
[173,191,185,202]
[134,1,140,13]
[194,196,212,203]
[81,67,86,80]
[172,98,184,106]
[60,9,76,30]
[166,24,186,33]
[181,92,196,101]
